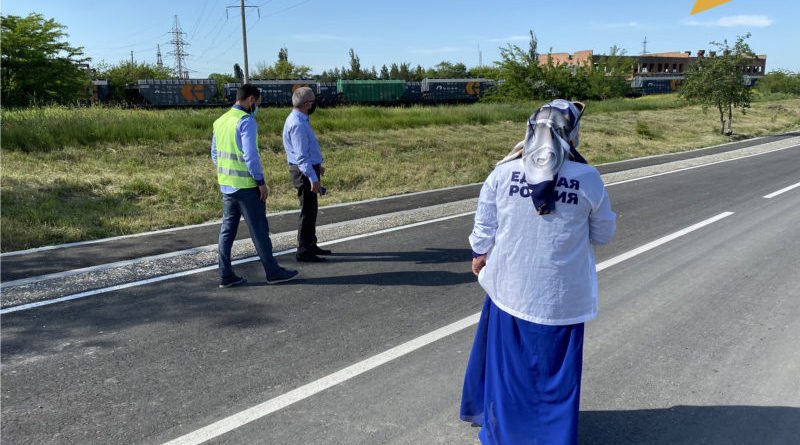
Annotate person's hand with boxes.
[319,165,326,176]
[258,184,269,202]
[310,181,321,194]
[472,255,487,277]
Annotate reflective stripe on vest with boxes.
[213,108,257,189]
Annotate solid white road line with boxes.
[605,144,798,186]
[764,181,800,199]
[160,211,735,445]
[0,212,476,315]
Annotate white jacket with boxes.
[470,159,616,325]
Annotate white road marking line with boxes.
[594,212,734,271]
[0,212,476,315]
[764,181,800,199]
[605,144,798,186]
[160,211,734,445]
[161,313,482,445]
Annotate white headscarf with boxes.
[498,99,585,214]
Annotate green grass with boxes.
[2,95,799,251]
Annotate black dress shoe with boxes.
[311,245,332,255]
[296,252,326,262]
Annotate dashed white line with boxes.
[764,181,800,199]
[160,211,734,445]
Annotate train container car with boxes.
[91,80,110,104]
[224,80,317,106]
[223,83,239,103]
[403,82,423,103]
[316,82,339,107]
[137,79,219,107]
[631,76,683,95]
[421,78,491,103]
[336,80,406,104]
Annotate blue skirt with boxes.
[460,296,585,445]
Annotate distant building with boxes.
[536,49,767,94]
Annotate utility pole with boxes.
[156,44,163,68]
[642,36,648,55]
[169,15,190,79]
[227,1,259,83]
[130,50,134,65]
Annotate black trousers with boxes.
[289,164,320,254]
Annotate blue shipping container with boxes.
[137,79,219,106]
[421,78,490,102]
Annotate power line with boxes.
[168,15,190,79]
[226,1,261,83]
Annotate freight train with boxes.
[98,74,760,107]
[121,78,497,108]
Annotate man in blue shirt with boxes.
[211,84,298,287]
[282,86,330,262]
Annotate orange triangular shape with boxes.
[691,0,733,15]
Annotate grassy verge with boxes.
[2,94,799,252]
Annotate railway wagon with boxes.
[631,76,683,95]
[90,80,110,104]
[403,82,423,103]
[336,80,407,104]
[421,78,492,103]
[316,82,339,107]
[224,80,317,106]
[136,79,219,106]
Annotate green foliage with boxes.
[95,60,173,102]
[487,32,632,102]
[680,34,754,135]
[756,70,800,95]
[1,13,91,106]
[253,47,312,80]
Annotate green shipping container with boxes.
[336,80,406,103]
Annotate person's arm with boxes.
[211,134,218,166]
[287,123,319,183]
[587,172,616,245]
[469,172,499,276]
[238,116,266,186]
[239,117,269,201]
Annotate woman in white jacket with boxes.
[460,100,616,445]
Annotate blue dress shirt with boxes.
[282,110,323,183]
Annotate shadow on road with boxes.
[301,270,474,287]
[579,405,800,444]
[0,277,280,361]
[315,247,472,265]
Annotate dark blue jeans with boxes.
[218,187,281,278]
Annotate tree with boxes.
[428,61,469,78]
[253,47,311,79]
[755,69,800,95]
[1,13,91,106]
[489,30,542,100]
[680,34,755,135]
[379,64,390,80]
[233,63,244,82]
[95,60,172,102]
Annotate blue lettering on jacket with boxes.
[508,171,580,204]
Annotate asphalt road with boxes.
[2,144,799,444]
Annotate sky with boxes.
[3,0,798,77]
